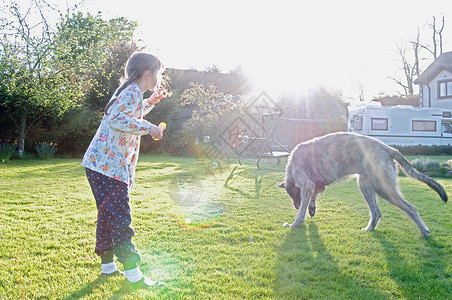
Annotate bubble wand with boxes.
[157,88,172,99]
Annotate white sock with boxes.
[101,262,118,274]
[125,267,143,283]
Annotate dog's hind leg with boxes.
[358,176,382,231]
[284,186,314,228]
[309,186,326,218]
[378,186,430,238]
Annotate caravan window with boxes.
[352,116,363,131]
[371,118,388,130]
[412,120,436,131]
[438,80,452,99]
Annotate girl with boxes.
[82,51,166,289]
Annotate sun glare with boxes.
[77,0,452,100]
[243,56,331,99]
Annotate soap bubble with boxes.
[212,162,218,169]
[241,135,250,144]
[224,94,233,102]
[203,136,210,143]
[249,237,254,243]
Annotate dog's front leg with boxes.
[309,186,326,218]
[284,189,312,227]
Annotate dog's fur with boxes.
[278,132,447,238]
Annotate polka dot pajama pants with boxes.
[85,168,141,268]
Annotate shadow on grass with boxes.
[63,275,134,300]
[224,166,281,199]
[371,231,452,299]
[274,223,387,299]
[63,275,114,299]
[9,160,87,179]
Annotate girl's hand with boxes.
[152,122,166,141]
[149,124,163,140]
[146,89,170,105]
[146,93,161,105]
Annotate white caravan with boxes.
[348,102,452,146]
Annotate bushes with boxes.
[0,142,17,162]
[36,142,57,159]
[1,141,58,161]
[393,144,452,156]
[392,145,452,177]
[411,157,440,173]
[410,157,452,178]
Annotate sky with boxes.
[12,0,452,101]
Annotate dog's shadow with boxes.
[274,223,387,299]
[370,231,451,299]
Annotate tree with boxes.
[84,42,140,111]
[205,65,221,73]
[53,13,139,111]
[0,2,138,154]
[0,1,82,155]
[180,83,246,137]
[418,15,445,59]
[53,12,138,87]
[165,68,250,96]
[388,39,419,95]
[389,15,447,96]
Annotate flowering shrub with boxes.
[441,160,452,177]
[36,142,57,159]
[0,141,17,162]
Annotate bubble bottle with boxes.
[153,122,167,141]
[152,88,170,141]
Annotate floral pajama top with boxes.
[82,82,156,188]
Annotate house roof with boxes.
[414,51,452,85]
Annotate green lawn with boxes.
[0,155,451,299]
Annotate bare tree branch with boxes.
[420,14,446,59]
[437,14,445,55]
[388,76,409,96]
[430,15,437,59]
[410,27,421,77]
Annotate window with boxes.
[438,80,452,99]
[442,122,452,134]
[371,118,388,130]
[412,120,436,132]
[351,116,363,131]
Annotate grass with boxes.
[0,155,451,299]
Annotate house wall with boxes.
[420,69,452,109]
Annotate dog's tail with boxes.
[389,148,447,203]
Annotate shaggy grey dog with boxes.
[279,132,447,238]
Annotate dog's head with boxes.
[278,181,301,209]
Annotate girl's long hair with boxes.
[104,52,164,115]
